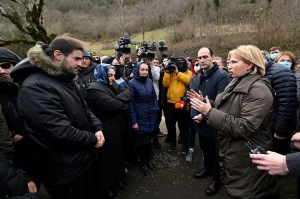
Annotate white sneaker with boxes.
[186,149,194,162]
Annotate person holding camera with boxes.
[163,56,192,154]
[189,45,279,198]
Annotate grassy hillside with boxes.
[1,0,300,58]
[84,27,172,57]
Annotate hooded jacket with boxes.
[76,60,98,88]
[0,47,22,65]
[0,48,22,160]
[0,104,14,160]
[127,63,159,135]
[10,45,102,186]
[206,74,278,198]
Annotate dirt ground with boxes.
[115,119,298,199]
[40,118,298,199]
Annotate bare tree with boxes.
[115,0,130,35]
[0,0,56,47]
[135,0,154,41]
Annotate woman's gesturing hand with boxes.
[186,89,203,101]
[190,96,212,115]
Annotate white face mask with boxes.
[194,65,201,73]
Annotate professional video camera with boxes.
[164,57,177,73]
[158,40,168,52]
[141,41,157,52]
[116,32,136,54]
[164,56,188,73]
[137,41,157,60]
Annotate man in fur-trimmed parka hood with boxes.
[10,36,105,199]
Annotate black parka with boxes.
[10,45,102,186]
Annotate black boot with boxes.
[116,180,127,189]
[165,134,170,143]
[140,165,149,176]
[147,161,157,171]
[168,142,176,152]
[104,189,117,199]
[152,138,161,149]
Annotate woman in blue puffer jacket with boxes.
[128,62,159,176]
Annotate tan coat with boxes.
[207,74,278,199]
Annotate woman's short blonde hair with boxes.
[228,45,265,76]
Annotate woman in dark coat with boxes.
[86,64,132,198]
[128,62,159,176]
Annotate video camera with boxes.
[137,41,157,60]
[164,57,177,73]
[116,33,136,54]
[141,41,157,52]
[158,40,168,52]
[164,56,188,73]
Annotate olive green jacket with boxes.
[207,74,278,199]
[0,104,14,160]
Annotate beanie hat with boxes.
[0,47,22,65]
[83,50,91,58]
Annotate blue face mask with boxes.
[279,61,292,69]
[270,53,278,61]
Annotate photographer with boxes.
[114,33,136,84]
[163,56,192,154]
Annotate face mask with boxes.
[278,61,292,69]
[194,65,201,73]
[270,53,278,61]
[140,76,148,81]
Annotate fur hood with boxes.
[10,45,62,82]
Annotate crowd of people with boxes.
[1,36,300,199]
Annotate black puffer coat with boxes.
[264,61,298,137]
[0,153,31,198]
[10,45,102,186]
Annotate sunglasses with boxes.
[0,63,12,69]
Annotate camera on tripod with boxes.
[137,41,157,60]
[158,40,168,52]
[116,33,136,54]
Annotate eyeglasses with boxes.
[0,63,12,69]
